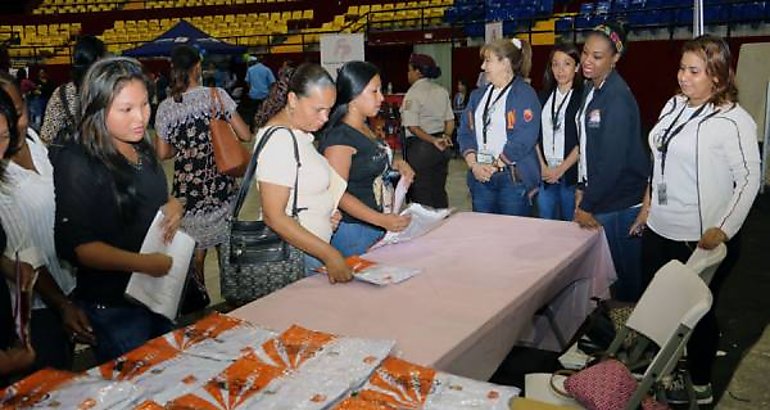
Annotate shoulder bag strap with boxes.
[209,87,222,119]
[231,126,301,220]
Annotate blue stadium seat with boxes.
[555,17,573,33]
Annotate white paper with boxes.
[355,265,421,286]
[369,203,452,250]
[392,177,411,214]
[125,211,196,320]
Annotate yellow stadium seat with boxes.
[302,10,313,20]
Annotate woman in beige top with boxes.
[253,63,353,284]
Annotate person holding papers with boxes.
[320,61,415,257]
[0,73,89,373]
[0,91,35,385]
[53,57,183,362]
[457,37,541,216]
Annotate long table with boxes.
[231,212,615,381]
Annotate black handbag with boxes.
[178,258,211,316]
[218,126,306,305]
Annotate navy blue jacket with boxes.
[457,76,542,191]
[579,71,649,214]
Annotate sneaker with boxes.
[665,372,714,405]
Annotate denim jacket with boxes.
[457,76,542,191]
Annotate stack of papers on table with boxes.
[370,203,452,250]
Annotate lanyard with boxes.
[550,88,572,131]
[549,88,572,159]
[656,103,707,176]
[482,80,513,146]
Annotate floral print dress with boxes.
[155,86,238,249]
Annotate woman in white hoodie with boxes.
[631,35,760,405]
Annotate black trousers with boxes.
[239,97,264,132]
[641,228,742,385]
[405,137,450,209]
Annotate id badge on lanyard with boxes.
[477,147,495,165]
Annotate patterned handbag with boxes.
[550,358,670,410]
[219,126,306,305]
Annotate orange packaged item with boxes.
[91,312,275,406]
[334,357,521,410]
[165,349,285,410]
[162,325,394,409]
[317,256,421,286]
[0,368,141,409]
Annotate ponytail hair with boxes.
[324,61,379,133]
[254,63,335,129]
[480,37,533,78]
[169,45,201,103]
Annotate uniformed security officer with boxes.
[400,53,455,209]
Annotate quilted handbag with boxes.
[218,126,306,305]
[210,87,249,177]
[550,358,670,410]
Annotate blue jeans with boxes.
[594,206,643,302]
[537,180,576,221]
[304,253,323,277]
[331,221,385,257]
[467,169,532,216]
[79,302,173,363]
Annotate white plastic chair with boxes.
[526,260,712,410]
[685,243,727,285]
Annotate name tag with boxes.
[588,109,601,128]
[476,150,494,165]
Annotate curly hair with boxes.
[169,45,201,103]
[253,63,335,129]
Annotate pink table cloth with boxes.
[231,212,615,380]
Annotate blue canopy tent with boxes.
[122,20,246,57]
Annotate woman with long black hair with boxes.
[54,57,183,362]
[536,42,583,221]
[319,61,414,257]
